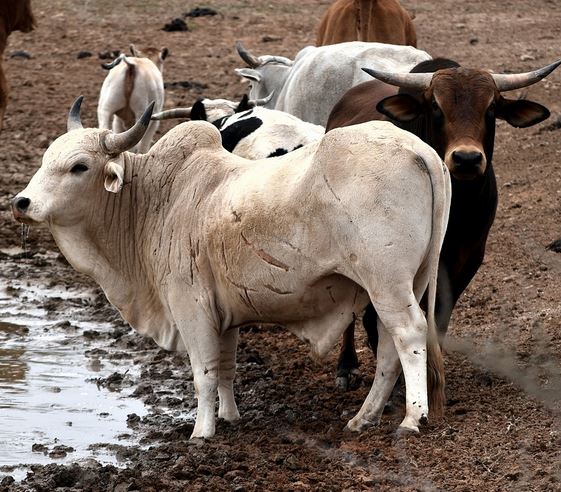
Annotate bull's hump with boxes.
[155,120,223,152]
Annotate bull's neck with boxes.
[49,151,175,310]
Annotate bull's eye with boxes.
[70,163,89,174]
[431,99,441,113]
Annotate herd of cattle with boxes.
[5,0,561,439]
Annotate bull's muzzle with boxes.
[445,146,487,180]
[11,196,32,222]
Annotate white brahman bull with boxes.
[234,41,431,126]
[13,98,451,439]
[97,45,168,153]
[152,95,325,158]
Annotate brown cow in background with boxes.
[316,0,416,47]
[0,0,36,132]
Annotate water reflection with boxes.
[0,261,148,481]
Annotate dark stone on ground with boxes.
[162,18,189,32]
[10,50,32,59]
[184,7,218,17]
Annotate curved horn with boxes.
[236,41,261,68]
[259,55,293,66]
[362,67,433,90]
[103,101,155,154]
[247,91,274,107]
[67,95,84,132]
[492,59,561,92]
[101,54,125,70]
[151,107,192,120]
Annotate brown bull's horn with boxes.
[67,95,84,132]
[492,59,561,92]
[362,67,433,90]
[236,41,261,68]
[151,107,192,120]
[103,101,155,154]
[247,91,274,107]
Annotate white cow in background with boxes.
[13,98,451,439]
[234,41,431,126]
[153,94,325,159]
[97,44,168,153]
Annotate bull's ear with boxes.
[160,47,169,61]
[234,68,262,82]
[236,94,250,112]
[376,94,422,123]
[496,97,550,128]
[190,100,208,121]
[104,159,124,193]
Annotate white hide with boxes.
[97,55,165,153]
[235,41,431,126]
[215,107,325,159]
[14,120,451,439]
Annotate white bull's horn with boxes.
[247,91,274,107]
[67,95,84,132]
[362,67,433,90]
[151,107,192,120]
[492,59,561,92]
[236,41,261,68]
[259,55,293,66]
[103,101,155,154]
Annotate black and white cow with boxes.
[152,95,325,159]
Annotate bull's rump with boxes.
[202,122,436,330]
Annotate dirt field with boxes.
[1,0,561,490]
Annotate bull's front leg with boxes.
[171,299,221,439]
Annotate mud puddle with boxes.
[0,252,150,481]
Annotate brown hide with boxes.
[325,79,397,131]
[0,0,36,131]
[316,0,416,47]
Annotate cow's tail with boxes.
[102,53,136,70]
[422,147,450,419]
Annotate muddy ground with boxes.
[1,0,561,490]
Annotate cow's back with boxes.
[317,0,416,47]
[0,0,35,42]
[277,42,430,126]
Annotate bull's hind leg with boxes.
[335,322,361,390]
[218,328,240,422]
[375,292,430,432]
[346,318,401,431]
[348,284,430,433]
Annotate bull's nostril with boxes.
[14,197,31,212]
[452,150,483,167]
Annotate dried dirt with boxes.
[1,0,561,491]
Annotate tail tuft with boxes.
[427,327,445,417]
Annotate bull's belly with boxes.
[218,273,370,358]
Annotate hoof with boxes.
[218,409,241,422]
[335,369,361,391]
[346,415,378,433]
[396,424,420,437]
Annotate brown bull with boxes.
[316,0,416,47]
[0,0,35,132]
[326,58,561,389]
